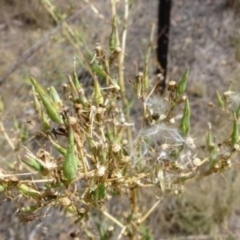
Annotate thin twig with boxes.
[83,0,105,19]
[117,225,127,239]
[0,122,15,150]
[138,199,162,224]
[120,0,129,66]
[0,172,38,178]
[102,209,124,228]
[110,0,120,45]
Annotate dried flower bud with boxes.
[97,164,106,176]
[233,143,240,151]
[62,83,69,92]
[168,81,177,91]
[69,116,77,125]
[193,158,202,166]
[186,137,196,149]
[170,118,175,124]
[112,144,121,153]
[223,90,234,97]
[122,139,128,145]
[95,46,104,57]
[115,46,121,53]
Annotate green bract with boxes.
[179,98,191,136]
[177,68,189,96]
[30,78,63,124]
[63,127,78,183]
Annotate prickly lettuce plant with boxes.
[0,1,239,239]
[1,61,239,238]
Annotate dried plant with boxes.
[0,1,240,239]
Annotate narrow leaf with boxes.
[48,86,62,107]
[177,68,189,96]
[63,127,78,183]
[30,78,63,124]
[179,98,191,136]
[18,184,40,197]
[22,157,44,172]
[231,114,239,144]
[109,15,117,51]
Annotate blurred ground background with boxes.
[0,0,240,239]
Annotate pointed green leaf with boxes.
[48,86,62,107]
[206,130,214,150]
[18,184,40,197]
[91,62,107,78]
[49,137,67,156]
[30,78,63,124]
[22,157,44,172]
[179,98,191,136]
[32,86,41,117]
[109,15,117,51]
[73,58,81,90]
[177,68,189,96]
[93,76,104,105]
[40,109,51,131]
[231,114,239,144]
[216,91,225,109]
[63,127,78,183]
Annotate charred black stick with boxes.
[156,0,172,93]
